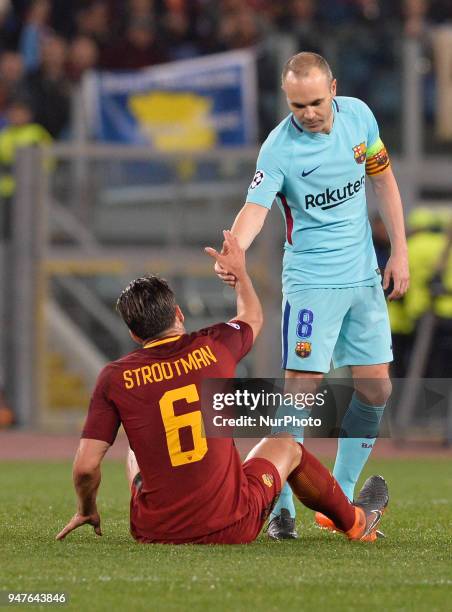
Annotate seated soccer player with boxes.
[57,232,388,544]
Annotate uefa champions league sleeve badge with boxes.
[250,170,264,189]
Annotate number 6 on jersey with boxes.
[159,384,208,467]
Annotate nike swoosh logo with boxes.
[363,510,382,538]
[301,166,320,177]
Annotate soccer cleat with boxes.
[347,475,389,542]
[354,475,389,514]
[267,508,298,540]
[315,476,389,542]
[315,511,337,532]
[315,511,385,540]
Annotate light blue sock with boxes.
[270,436,303,519]
[333,393,385,501]
[270,405,310,519]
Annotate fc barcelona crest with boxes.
[353,142,367,164]
[295,341,312,358]
[374,149,389,166]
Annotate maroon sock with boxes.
[288,443,356,532]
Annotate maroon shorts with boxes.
[130,457,281,545]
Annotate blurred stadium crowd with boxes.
[0,0,452,140]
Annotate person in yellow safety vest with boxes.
[404,207,452,323]
[0,96,52,238]
[388,296,414,377]
[388,206,452,377]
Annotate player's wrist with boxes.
[234,270,250,285]
[391,247,408,258]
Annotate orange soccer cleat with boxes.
[315,475,389,542]
[315,511,337,532]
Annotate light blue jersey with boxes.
[246,96,383,293]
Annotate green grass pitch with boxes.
[1,459,451,612]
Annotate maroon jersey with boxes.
[82,321,253,542]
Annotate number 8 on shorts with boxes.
[297,309,314,339]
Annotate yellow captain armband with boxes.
[365,137,390,176]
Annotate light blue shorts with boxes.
[281,285,393,373]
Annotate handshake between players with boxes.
[57,231,389,544]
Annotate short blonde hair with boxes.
[282,52,333,85]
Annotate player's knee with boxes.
[286,437,302,472]
[356,378,392,406]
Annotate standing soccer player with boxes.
[215,52,409,539]
[56,233,388,544]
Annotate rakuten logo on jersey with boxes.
[305,175,365,210]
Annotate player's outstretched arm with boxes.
[206,230,263,341]
[370,168,410,300]
[231,202,270,250]
[215,203,269,287]
[56,438,110,540]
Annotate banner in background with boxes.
[84,50,257,151]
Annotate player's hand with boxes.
[205,231,245,284]
[214,260,237,288]
[213,233,238,287]
[56,511,102,541]
[383,252,410,300]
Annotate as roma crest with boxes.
[262,473,274,488]
[295,341,312,358]
[353,142,367,164]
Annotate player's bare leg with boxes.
[246,435,302,483]
[352,363,392,405]
[126,447,140,490]
[247,436,388,541]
